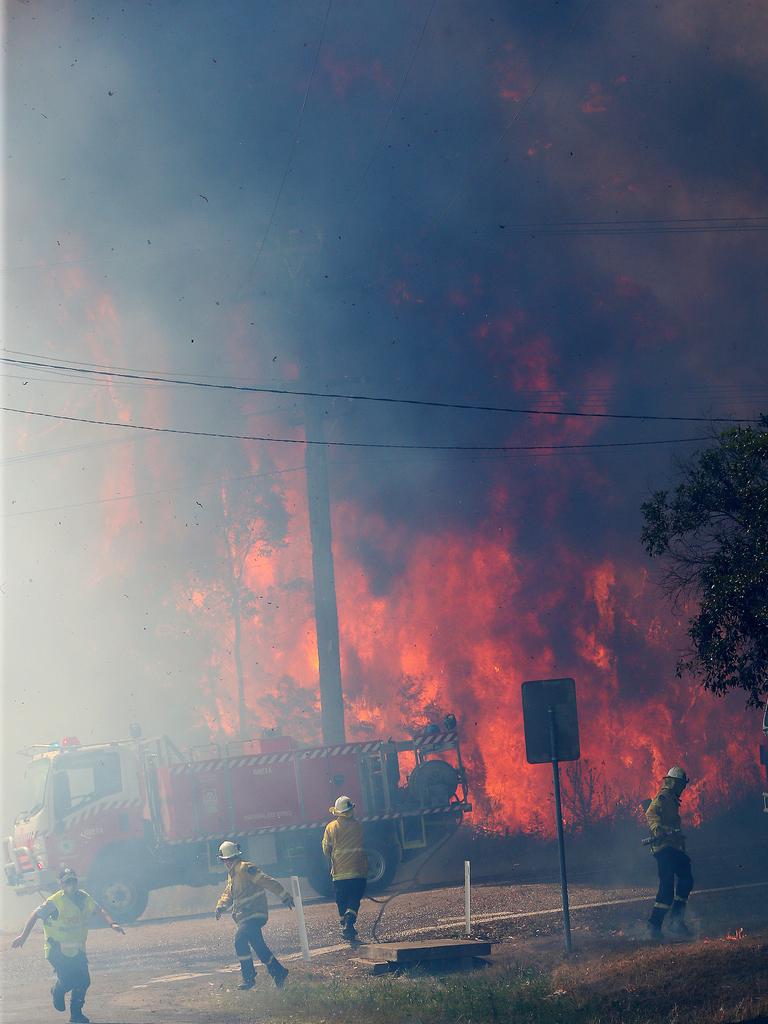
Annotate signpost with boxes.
[521,677,580,953]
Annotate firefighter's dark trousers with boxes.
[649,847,693,926]
[47,942,91,1012]
[334,877,367,929]
[234,918,281,982]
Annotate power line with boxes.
[512,221,768,237]
[429,0,597,233]
[5,346,768,400]
[7,346,767,396]
[1,436,138,467]
[3,449,558,519]
[1,357,757,424]
[236,0,333,297]
[355,0,438,191]
[1,347,295,385]
[502,215,768,229]
[5,213,767,279]
[1,464,309,519]
[1,404,710,452]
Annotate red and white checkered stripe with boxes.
[169,752,296,774]
[167,732,458,774]
[299,740,384,760]
[163,802,471,845]
[416,731,457,747]
[62,797,143,829]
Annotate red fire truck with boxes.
[3,723,470,922]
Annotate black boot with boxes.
[647,905,666,942]
[341,910,358,942]
[237,959,256,990]
[267,957,289,989]
[69,988,89,1024]
[668,901,692,939]
[51,981,66,1012]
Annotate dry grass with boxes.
[188,933,768,1024]
[553,934,768,1023]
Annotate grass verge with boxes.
[187,934,768,1024]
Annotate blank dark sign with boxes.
[521,678,580,764]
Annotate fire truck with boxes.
[3,722,470,922]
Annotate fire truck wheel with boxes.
[365,838,401,892]
[90,872,149,923]
[305,856,334,898]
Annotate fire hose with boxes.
[367,827,458,942]
[641,828,682,846]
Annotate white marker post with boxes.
[464,860,471,937]
[290,876,311,962]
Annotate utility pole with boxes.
[304,398,346,744]
[281,228,346,745]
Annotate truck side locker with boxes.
[399,814,427,850]
[361,748,391,812]
[292,752,306,820]
[142,752,166,844]
[298,749,363,821]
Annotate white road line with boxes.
[131,880,768,987]
[131,943,350,987]
[392,881,768,937]
[133,972,217,987]
[283,942,349,960]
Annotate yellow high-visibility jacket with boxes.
[37,889,99,958]
[216,860,289,925]
[322,815,368,881]
[645,779,685,853]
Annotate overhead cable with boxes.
[1,357,757,424]
[2,404,710,452]
[236,0,333,296]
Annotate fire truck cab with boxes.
[4,724,470,922]
[4,736,152,919]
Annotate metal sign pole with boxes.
[548,706,572,954]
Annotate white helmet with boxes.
[330,795,355,815]
[218,840,242,860]
[666,766,689,784]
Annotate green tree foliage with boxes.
[641,417,768,707]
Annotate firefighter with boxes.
[645,766,694,940]
[10,866,125,1024]
[322,796,368,942]
[214,840,294,990]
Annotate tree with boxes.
[641,417,768,707]
[219,475,288,738]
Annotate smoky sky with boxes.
[4,1,768,825]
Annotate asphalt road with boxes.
[2,875,768,1024]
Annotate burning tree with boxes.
[641,417,768,708]
[561,761,636,833]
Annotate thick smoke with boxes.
[4,0,767,837]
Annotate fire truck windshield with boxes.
[52,751,123,819]
[17,759,50,820]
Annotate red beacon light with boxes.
[61,736,81,748]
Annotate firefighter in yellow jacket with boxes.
[215,840,294,989]
[10,867,125,1024]
[322,796,368,941]
[645,767,694,940]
